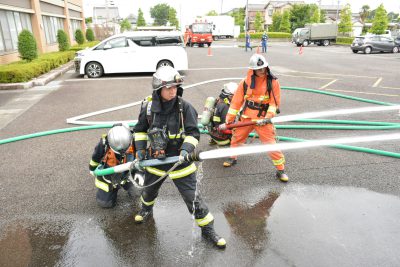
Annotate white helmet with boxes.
[152,66,183,91]
[248,54,268,70]
[222,82,238,97]
[107,124,132,155]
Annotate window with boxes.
[0,9,33,53]
[130,37,154,46]
[42,15,64,44]
[70,19,82,40]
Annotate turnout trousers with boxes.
[140,170,213,225]
[230,119,285,170]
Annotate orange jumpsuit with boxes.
[225,69,285,171]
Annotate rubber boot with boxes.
[201,223,226,249]
[223,158,237,167]
[134,206,153,224]
[276,169,289,182]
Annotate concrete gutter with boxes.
[0,61,74,90]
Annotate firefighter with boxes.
[89,124,139,208]
[207,82,238,146]
[133,66,226,249]
[220,54,289,182]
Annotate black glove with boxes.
[256,118,272,126]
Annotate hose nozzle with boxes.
[182,150,202,162]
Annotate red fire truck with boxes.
[184,19,213,47]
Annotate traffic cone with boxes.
[207,46,213,57]
[256,46,260,54]
[299,45,303,55]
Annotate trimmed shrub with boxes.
[238,32,292,39]
[18,30,38,61]
[69,41,100,51]
[75,29,85,45]
[0,51,75,83]
[86,28,95,41]
[336,37,353,45]
[57,29,70,51]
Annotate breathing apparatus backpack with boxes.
[144,96,185,159]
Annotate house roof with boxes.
[265,0,305,9]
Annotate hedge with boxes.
[0,51,75,83]
[238,32,292,39]
[0,41,100,83]
[336,37,353,45]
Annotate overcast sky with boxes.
[83,0,400,26]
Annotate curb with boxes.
[0,61,74,90]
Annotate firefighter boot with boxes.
[201,223,226,249]
[223,158,237,167]
[276,170,289,182]
[208,138,217,146]
[134,206,153,224]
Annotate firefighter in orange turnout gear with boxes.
[89,124,140,208]
[221,54,289,182]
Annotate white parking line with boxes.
[372,77,382,87]
[280,74,332,80]
[380,85,400,90]
[290,70,377,79]
[319,79,337,89]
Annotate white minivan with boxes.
[74,31,188,78]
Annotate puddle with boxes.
[1,184,399,266]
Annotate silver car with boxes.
[351,35,399,54]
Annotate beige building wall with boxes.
[0,0,84,65]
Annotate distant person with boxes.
[261,31,268,53]
[245,31,252,52]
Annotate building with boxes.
[0,0,85,65]
[245,4,266,32]
[264,0,304,30]
[93,6,120,25]
[320,4,344,22]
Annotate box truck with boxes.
[292,23,338,46]
[204,15,235,40]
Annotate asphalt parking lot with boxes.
[1,40,400,266]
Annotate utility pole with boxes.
[245,0,249,31]
[335,0,340,21]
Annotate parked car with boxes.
[351,35,399,54]
[395,36,400,48]
[74,31,188,78]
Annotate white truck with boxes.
[204,15,235,40]
[292,23,338,46]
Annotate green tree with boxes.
[289,4,312,32]
[120,18,131,32]
[359,5,370,23]
[17,29,37,61]
[231,8,245,32]
[206,10,218,16]
[271,12,282,32]
[56,29,70,51]
[310,6,320,23]
[280,10,291,33]
[85,17,92,24]
[86,28,95,41]
[254,11,264,32]
[137,8,146,26]
[75,29,85,44]
[338,4,352,35]
[168,7,179,29]
[320,9,326,23]
[150,3,170,26]
[370,4,388,34]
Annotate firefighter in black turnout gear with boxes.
[133,66,226,249]
[89,124,140,208]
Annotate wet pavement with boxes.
[1,183,400,266]
[1,41,400,266]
